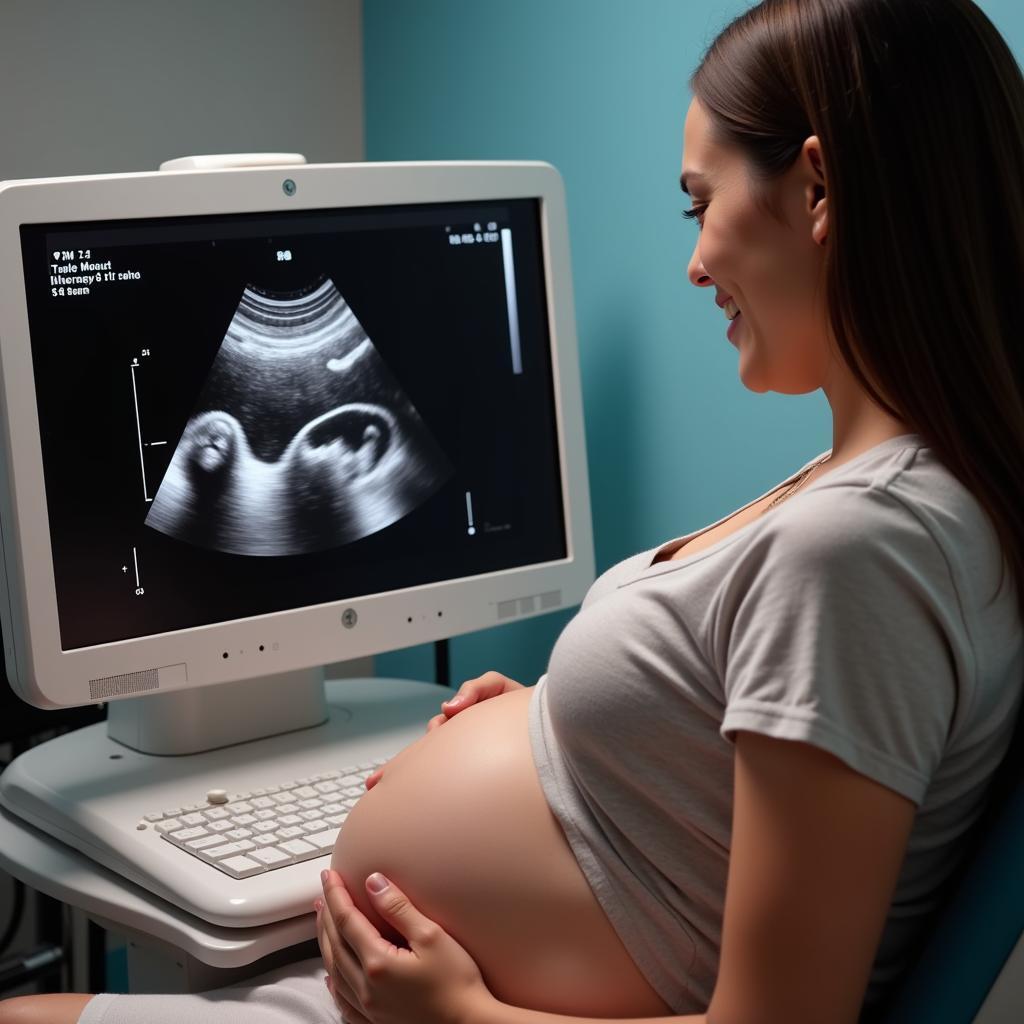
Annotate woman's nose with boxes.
[687,249,713,288]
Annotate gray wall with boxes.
[0,0,365,996]
[0,0,364,179]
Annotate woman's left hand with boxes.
[315,868,497,1024]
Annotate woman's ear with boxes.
[803,136,828,247]
[811,189,828,247]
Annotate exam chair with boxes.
[869,698,1024,1023]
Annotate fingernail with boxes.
[324,974,332,990]
[444,695,463,705]
[367,872,390,894]
[320,869,329,885]
[314,898,323,913]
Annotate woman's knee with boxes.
[0,993,95,1024]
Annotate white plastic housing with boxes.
[0,161,594,709]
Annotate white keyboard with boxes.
[144,759,388,879]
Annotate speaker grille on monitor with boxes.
[496,590,562,621]
[89,668,160,700]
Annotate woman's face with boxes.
[682,97,831,395]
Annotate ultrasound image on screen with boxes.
[23,198,566,650]
[146,278,453,555]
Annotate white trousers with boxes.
[76,956,339,1024]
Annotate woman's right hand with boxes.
[363,671,525,791]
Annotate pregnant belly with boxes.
[330,686,673,1018]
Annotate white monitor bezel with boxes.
[0,160,594,708]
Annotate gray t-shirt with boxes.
[528,434,1023,1016]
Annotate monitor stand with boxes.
[106,668,329,756]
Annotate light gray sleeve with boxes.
[719,487,962,807]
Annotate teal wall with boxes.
[365,0,1024,691]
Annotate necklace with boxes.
[761,452,832,514]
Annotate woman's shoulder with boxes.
[765,440,1011,624]
[793,441,994,559]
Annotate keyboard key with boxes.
[225,828,253,840]
[231,814,258,826]
[251,847,291,866]
[169,826,208,843]
[293,786,318,799]
[186,834,225,851]
[203,842,249,860]
[301,819,328,834]
[277,825,304,840]
[278,815,302,826]
[279,838,318,858]
[209,820,234,832]
[154,819,183,835]
[251,797,276,809]
[228,801,254,815]
[314,782,340,794]
[203,807,231,821]
[299,809,323,821]
[180,812,207,827]
[304,829,338,850]
[325,813,348,827]
[221,855,263,878]
[276,802,300,815]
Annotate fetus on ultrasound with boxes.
[145,278,452,556]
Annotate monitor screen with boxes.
[18,198,566,652]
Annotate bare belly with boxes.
[330,686,673,1017]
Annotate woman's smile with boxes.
[727,310,743,343]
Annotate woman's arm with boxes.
[705,730,916,1024]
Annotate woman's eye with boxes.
[681,204,707,226]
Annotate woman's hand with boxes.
[315,868,497,1024]
[425,671,525,734]
[364,672,525,792]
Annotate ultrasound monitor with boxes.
[0,160,595,756]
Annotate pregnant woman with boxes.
[4,1,1024,1022]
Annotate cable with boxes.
[0,944,64,994]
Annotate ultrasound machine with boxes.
[0,155,594,989]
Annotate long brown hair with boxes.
[690,0,1024,620]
